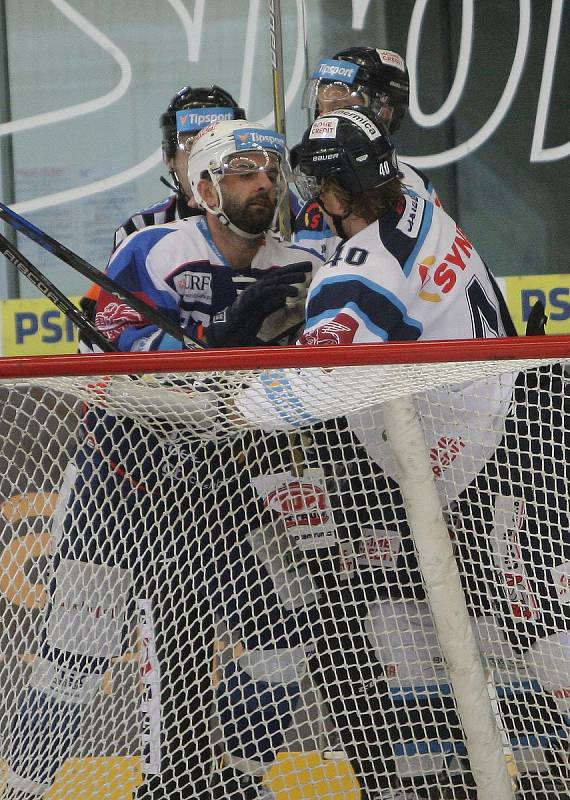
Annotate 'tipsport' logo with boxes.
[313,59,359,84]
[176,107,235,132]
[235,128,286,154]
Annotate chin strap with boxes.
[330,214,350,240]
[160,171,195,207]
[318,196,351,241]
[216,211,264,240]
[160,174,178,194]
[199,174,267,241]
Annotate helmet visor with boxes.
[302,58,365,117]
[303,79,368,118]
[218,149,283,179]
[293,166,324,202]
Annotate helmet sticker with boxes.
[176,107,237,133]
[312,58,359,85]
[193,122,217,144]
[309,117,339,139]
[233,128,286,154]
[376,49,406,72]
[329,108,383,140]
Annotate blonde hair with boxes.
[323,175,404,223]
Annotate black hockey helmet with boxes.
[160,85,246,159]
[302,46,409,133]
[295,107,399,200]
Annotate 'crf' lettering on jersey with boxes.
[173,270,213,303]
[433,226,474,293]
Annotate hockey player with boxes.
[293,46,441,259]
[5,120,324,800]
[79,84,247,329]
[237,108,570,797]
[114,83,246,250]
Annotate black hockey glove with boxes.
[204,262,313,347]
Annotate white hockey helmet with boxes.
[187,119,291,238]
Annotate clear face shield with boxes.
[302,79,368,118]
[205,140,292,236]
[293,167,324,203]
[216,149,283,179]
[302,60,397,128]
[210,145,292,204]
[301,58,367,118]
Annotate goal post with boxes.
[381,393,513,800]
[0,336,568,800]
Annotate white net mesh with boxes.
[0,355,568,800]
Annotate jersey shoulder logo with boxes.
[95,302,142,341]
[295,199,325,233]
[396,193,424,239]
[299,313,358,345]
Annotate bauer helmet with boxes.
[187,119,291,238]
[302,46,409,133]
[160,85,246,160]
[295,107,398,201]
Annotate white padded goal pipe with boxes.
[382,395,515,800]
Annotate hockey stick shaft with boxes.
[268,0,291,241]
[0,233,117,353]
[0,202,204,351]
[269,0,286,136]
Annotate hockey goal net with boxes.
[0,337,568,800]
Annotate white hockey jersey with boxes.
[236,194,516,503]
[292,160,441,260]
[96,215,323,352]
[301,192,511,345]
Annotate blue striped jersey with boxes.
[301,193,513,346]
[96,215,323,352]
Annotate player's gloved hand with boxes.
[257,262,313,344]
[204,262,313,347]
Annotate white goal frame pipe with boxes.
[383,394,514,800]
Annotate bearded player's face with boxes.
[219,152,280,236]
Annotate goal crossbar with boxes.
[0,334,568,379]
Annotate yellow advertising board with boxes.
[503,274,570,336]
[0,276,568,356]
[0,297,81,356]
